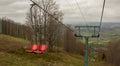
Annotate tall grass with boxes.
[0,34,112,66]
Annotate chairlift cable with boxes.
[91,0,106,53]
[30,0,74,32]
[74,0,91,33]
[65,0,76,14]
[65,0,89,34]
[97,0,106,45]
[99,0,106,34]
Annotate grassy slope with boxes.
[0,34,110,66]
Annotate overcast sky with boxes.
[0,0,120,24]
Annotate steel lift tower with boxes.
[74,26,100,66]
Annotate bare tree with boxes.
[26,0,63,51]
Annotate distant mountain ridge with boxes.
[70,22,120,28]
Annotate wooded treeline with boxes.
[0,18,32,41]
[0,16,84,55]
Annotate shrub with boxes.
[106,40,120,66]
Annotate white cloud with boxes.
[10,1,30,7]
[55,0,120,24]
[0,0,120,24]
[0,0,30,23]
[16,10,27,13]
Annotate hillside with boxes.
[0,34,110,66]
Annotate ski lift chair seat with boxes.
[26,44,38,53]
[34,44,47,54]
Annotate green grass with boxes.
[0,34,111,66]
[0,51,107,66]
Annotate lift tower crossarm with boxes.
[75,26,100,28]
[75,26,100,38]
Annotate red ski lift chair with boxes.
[26,44,38,53]
[34,44,47,54]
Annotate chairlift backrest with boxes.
[30,44,38,50]
[38,45,47,51]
